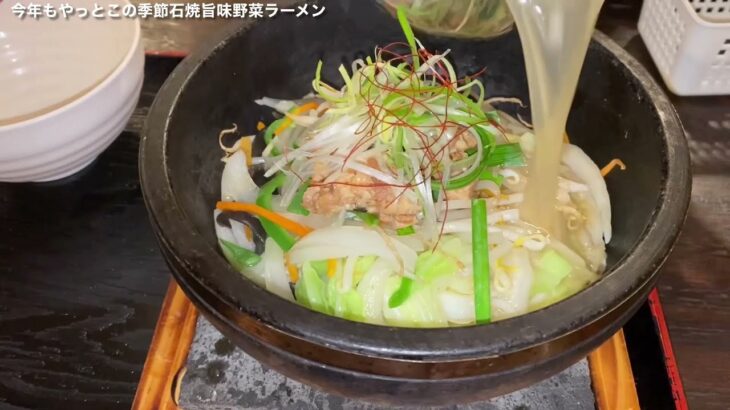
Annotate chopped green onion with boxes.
[485,143,525,167]
[353,211,380,226]
[431,126,499,191]
[479,170,505,185]
[287,180,311,216]
[219,239,262,271]
[397,7,419,71]
[396,225,416,236]
[471,199,491,324]
[392,127,408,169]
[388,277,414,308]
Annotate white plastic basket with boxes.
[638,0,730,96]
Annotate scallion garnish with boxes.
[471,199,491,324]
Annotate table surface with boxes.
[1,2,729,409]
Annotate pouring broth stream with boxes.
[505,0,605,233]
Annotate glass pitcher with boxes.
[379,0,514,39]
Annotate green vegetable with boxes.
[383,276,447,327]
[256,173,296,251]
[484,143,525,167]
[219,239,261,271]
[311,260,328,276]
[287,180,311,216]
[388,277,414,308]
[471,199,491,324]
[430,126,502,191]
[295,262,328,313]
[391,127,408,170]
[353,256,377,286]
[397,6,419,71]
[297,260,368,321]
[444,126,496,188]
[263,118,285,156]
[327,278,365,321]
[531,249,573,296]
[478,169,504,185]
[415,248,459,283]
[530,275,587,311]
[353,211,380,226]
[356,263,389,323]
[432,141,523,191]
[388,238,463,308]
[396,225,416,236]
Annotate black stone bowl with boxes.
[140,0,691,405]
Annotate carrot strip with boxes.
[239,136,253,165]
[287,264,299,283]
[283,254,300,283]
[256,121,266,131]
[216,201,313,237]
[274,102,320,136]
[600,159,627,177]
[326,259,337,278]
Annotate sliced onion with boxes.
[333,156,401,185]
[570,192,603,249]
[439,209,472,222]
[264,116,363,177]
[278,174,303,209]
[562,144,612,243]
[558,177,589,193]
[501,231,548,251]
[229,219,256,251]
[415,51,451,76]
[488,242,513,272]
[221,150,258,203]
[519,131,535,154]
[396,234,427,252]
[255,97,296,113]
[549,240,588,269]
[501,248,533,317]
[491,208,520,223]
[356,260,390,324]
[438,291,475,324]
[288,226,417,275]
[498,169,522,186]
[441,219,503,235]
[443,199,472,210]
[213,210,236,244]
[490,193,524,206]
[474,180,501,197]
[262,238,294,301]
[285,112,319,127]
[341,256,357,292]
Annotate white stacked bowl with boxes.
[0,0,144,182]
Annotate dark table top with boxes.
[1,2,729,409]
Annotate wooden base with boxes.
[132,281,198,410]
[133,280,639,409]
